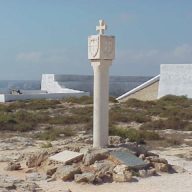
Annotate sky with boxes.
[0,0,192,80]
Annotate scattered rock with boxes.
[0,174,43,192]
[55,165,81,181]
[25,172,47,181]
[109,136,124,145]
[147,168,156,176]
[139,154,145,160]
[74,172,95,183]
[139,168,156,178]
[4,162,21,171]
[46,166,58,176]
[91,160,115,178]
[26,150,48,168]
[113,165,132,182]
[146,156,168,164]
[83,148,109,166]
[153,162,169,172]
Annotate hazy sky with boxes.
[0,0,192,80]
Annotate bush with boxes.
[109,126,160,143]
[35,127,75,141]
[140,117,188,131]
[63,96,93,105]
[7,99,61,111]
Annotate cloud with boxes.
[16,49,80,65]
[116,44,192,65]
[111,44,192,75]
[16,52,42,62]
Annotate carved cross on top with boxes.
[96,20,107,35]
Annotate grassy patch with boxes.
[109,126,160,144]
[35,127,75,141]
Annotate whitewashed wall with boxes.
[158,64,192,98]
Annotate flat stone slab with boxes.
[110,151,148,169]
[49,150,83,164]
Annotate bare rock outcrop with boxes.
[83,148,109,166]
[26,150,48,168]
[113,165,132,182]
[55,165,81,181]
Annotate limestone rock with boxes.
[146,156,168,164]
[139,168,156,178]
[46,166,58,176]
[147,168,156,176]
[139,169,148,178]
[4,162,21,171]
[83,148,109,166]
[0,174,43,192]
[55,165,81,181]
[25,172,47,181]
[91,160,115,177]
[26,150,48,168]
[153,162,169,172]
[139,154,145,160]
[108,136,124,145]
[74,172,95,183]
[113,165,132,182]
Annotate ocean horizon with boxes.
[0,75,152,97]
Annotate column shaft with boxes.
[92,60,111,148]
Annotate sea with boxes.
[0,75,152,97]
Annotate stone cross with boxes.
[88,20,115,148]
[96,20,107,35]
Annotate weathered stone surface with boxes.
[74,172,95,183]
[0,174,43,192]
[139,154,145,160]
[91,160,115,177]
[26,150,48,168]
[25,172,47,181]
[0,153,22,162]
[113,165,132,182]
[4,162,21,171]
[55,165,81,181]
[83,148,109,166]
[153,162,169,172]
[49,150,83,164]
[147,168,156,176]
[146,156,168,164]
[139,168,156,178]
[46,166,58,176]
[108,136,124,145]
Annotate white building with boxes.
[117,64,192,101]
[0,74,89,103]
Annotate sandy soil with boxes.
[38,172,192,192]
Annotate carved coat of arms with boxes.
[88,36,99,58]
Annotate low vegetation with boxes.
[0,95,191,146]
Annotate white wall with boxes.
[0,94,5,102]
[41,74,85,94]
[158,64,192,98]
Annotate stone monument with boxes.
[88,20,115,147]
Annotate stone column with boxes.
[88,20,115,148]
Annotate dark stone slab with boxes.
[110,151,148,170]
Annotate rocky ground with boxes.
[0,133,191,192]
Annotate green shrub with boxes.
[109,126,160,143]
[35,127,75,141]
[63,96,93,105]
[140,117,188,131]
